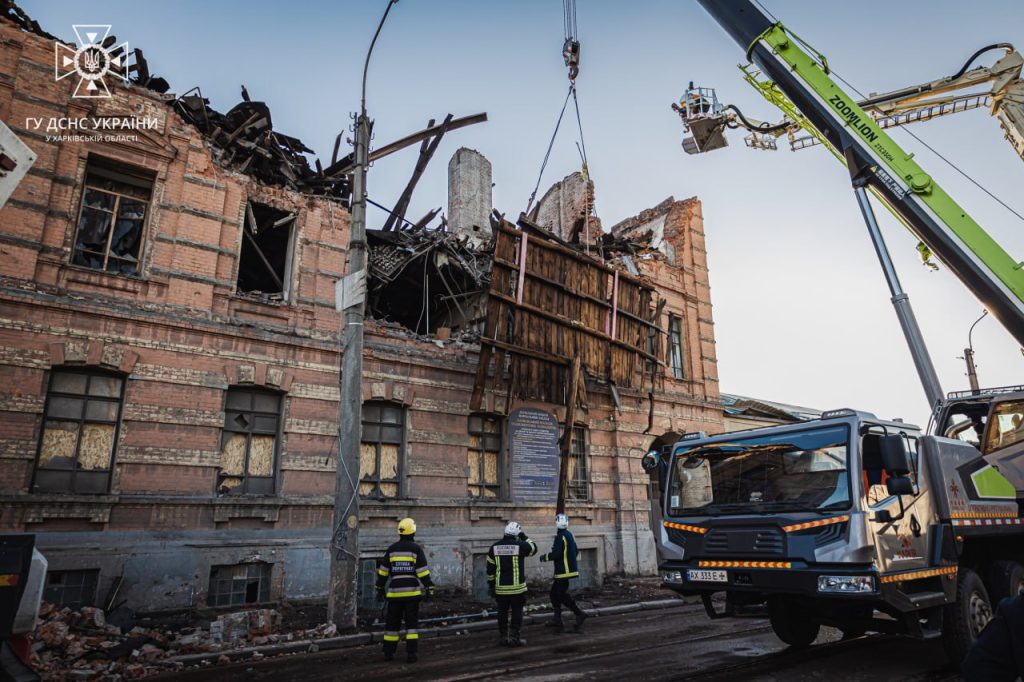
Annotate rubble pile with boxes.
[29,602,346,680]
[31,602,178,680]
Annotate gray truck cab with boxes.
[645,406,1023,656]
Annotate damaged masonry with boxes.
[0,3,722,676]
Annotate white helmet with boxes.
[504,521,522,536]
[555,513,569,530]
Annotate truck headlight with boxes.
[661,570,682,584]
[817,575,875,593]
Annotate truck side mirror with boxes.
[886,475,915,497]
[880,435,910,476]
[641,451,660,473]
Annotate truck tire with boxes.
[942,567,993,666]
[987,560,1024,605]
[767,596,819,648]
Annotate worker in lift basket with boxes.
[376,517,434,663]
[487,521,538,646]
[540,513,588,632]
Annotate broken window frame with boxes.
[32,368,125,495]
[43,569,100,610]
[71,157,154,277]
[359,401,405,500]
[668,314,685,380]
[207,562,272,607]
[235,200,298,303]
[218,387,282,497]
[566,425,591,502]
[467,413,504,500]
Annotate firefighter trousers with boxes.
[495,593,526,634]
[550,578,582,618]
[383,598,420,656]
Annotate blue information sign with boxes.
[508,408,560,504]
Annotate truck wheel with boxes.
[987,560,1024,605]
[942,567,993,666]
[767,597,819,648]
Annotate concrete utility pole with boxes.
[329,0,398,630]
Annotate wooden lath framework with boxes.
[470,215,661,410]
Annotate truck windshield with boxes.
[668,425,851,516]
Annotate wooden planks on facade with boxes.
[470,214,661,410]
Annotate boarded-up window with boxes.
[208,563,271,607]
[468,414,503,499]
[72,157,153,276]
[33,369,123,494]
[567,426,591,502]
[668,315,685,380]
[360,402,403,499]
[219,388,281,496]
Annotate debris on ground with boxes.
[30,578,668,678]
[28,604,328,680]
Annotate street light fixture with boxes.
[963,309,988,394]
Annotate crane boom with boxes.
[697,0,1024,348]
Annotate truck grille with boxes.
[702,528,784,556]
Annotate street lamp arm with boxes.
[362,0,399,115]
[968,309,989,352]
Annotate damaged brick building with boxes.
[0,10,722,616]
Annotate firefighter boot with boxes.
[545,607,564,630]
[498,625,509,647]
[573,610,588,633]
[508,627,526,647]
[383,640,397,661]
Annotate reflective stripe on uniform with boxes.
[383,633,400,642]
[406,630,419,640]
[554,570,579,579]
[389,553,417,562]
[495,584,527,595]
[377,567,389,577]
[486,556,495,565]
[416,568,430,578]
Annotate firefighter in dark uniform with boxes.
[487,521,537,646]
[376,517,433,663]
[540,513,588,632]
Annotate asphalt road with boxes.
[157,602,961,681]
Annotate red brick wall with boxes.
[0,19,722,591]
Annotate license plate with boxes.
[686,569,727,583]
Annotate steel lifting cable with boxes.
[525,0,590,214]
[526,85,574,213]
[572,86,588,169]
[563,0,577,44]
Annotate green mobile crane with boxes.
[645,0,1024,665]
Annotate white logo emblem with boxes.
[54,25,128,99]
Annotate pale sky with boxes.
[22,0,1024,426]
